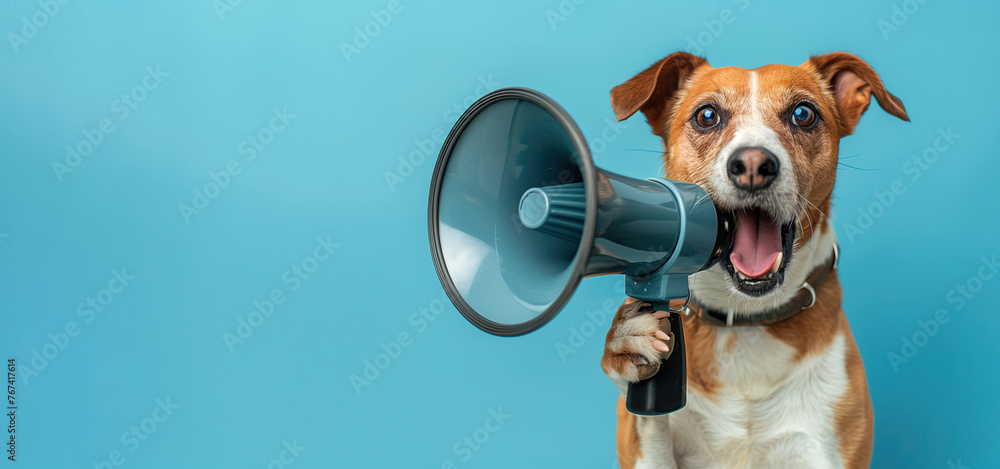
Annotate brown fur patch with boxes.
[833,318,875,468]
[724,331,738,352]
[616,396,642,469]
[805,52,909,137]
[763,271,843,361]
[681,312,722,397]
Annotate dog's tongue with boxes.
[730,209,782,278]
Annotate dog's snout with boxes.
[727,147,779,193]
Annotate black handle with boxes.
[624,303,686,415]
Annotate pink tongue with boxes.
[730,209,782,278]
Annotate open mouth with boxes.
[717,207,796,296]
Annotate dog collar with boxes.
[689,244,839,327]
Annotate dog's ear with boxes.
[806,52,909,137]
[610,52,708,126]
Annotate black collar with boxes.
[690,245,839,327]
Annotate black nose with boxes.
[727,147,779,192]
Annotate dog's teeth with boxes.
[771,252,783,274]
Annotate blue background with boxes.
[2,0,998,467]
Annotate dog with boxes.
[600,52,908,468]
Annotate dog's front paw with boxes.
[601,298,673,387]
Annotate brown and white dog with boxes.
[600,52,908,468]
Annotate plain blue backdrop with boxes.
[2,0,998,467]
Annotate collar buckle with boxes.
[800,282,816,310]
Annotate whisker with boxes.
[799,216,816,249]
[793,193,832,235]
[800,201,817,251]
[619,149,666,154]
[837,162,880,171]
[796,204,815,251]
[805,206,817,250]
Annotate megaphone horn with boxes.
[427,88,734,415]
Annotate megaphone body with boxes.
[427,88,733,415]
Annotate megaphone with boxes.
[427,88,734,415]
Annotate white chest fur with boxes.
[635,330,851,469]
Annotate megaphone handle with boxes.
[624,303,686,415]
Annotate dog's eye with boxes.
[694,106,719,128]
[791,103,817,127]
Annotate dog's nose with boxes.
[727,147,779,192]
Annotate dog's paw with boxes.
[601,298,673,386]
